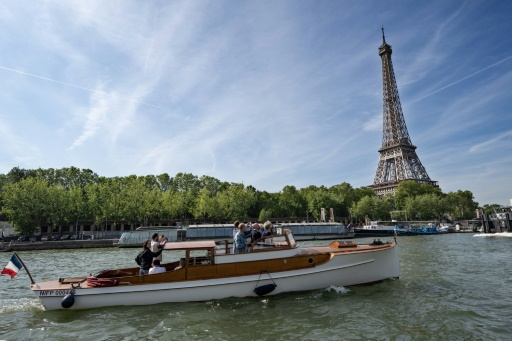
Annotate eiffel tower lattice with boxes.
[370,28,438,196]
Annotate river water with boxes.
[1,233,511,340]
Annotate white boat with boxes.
[31,231,400,310]
[355,221,409,237]
[438,223,455,233]
[277,222,354,240]
[116,223,354,247]
[115,226,182,247]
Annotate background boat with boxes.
[115,222,353,247]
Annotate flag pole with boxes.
[14,252,35,284]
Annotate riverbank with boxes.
[1,239,117,252]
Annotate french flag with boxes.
[1,254,23,279]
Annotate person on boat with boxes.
[244,222,253,238]
[233,220,240,239]
[148,259,166,274]
[150,233,164,262]
[234,223,248,253]
[251,223,262,242]
[138,240,166,275]
[262,221,273,238]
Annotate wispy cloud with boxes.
[0,65,161,109]
[411,55,512,104]
[469,130,512,153]
[0,1,511,205]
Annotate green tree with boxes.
[404,194,445,221]
[173,173,199,194]
[445,190,478,220]
[141,188,163,226]
[482,203,501,215]
[191,188,214,221]
[45,185,69,233]
[120,176,147,225]
[253,191,278,219]
[217,183,256,221]
[1,177,48,235]
[353,186,376,203]
[162,190,194,221]
[304,190,338,221]
[67,185,86,232]
[394,181,442,209]
[351,196,391,222]
[156,173,172,192]
[258,208,271,222]
[279,185,306,217]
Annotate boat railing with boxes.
[214,240,231,255]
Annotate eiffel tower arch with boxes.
[369,28,438,196]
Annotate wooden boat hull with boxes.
[33,243,399,310]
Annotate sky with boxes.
[0,0,511,206]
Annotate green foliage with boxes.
[258,208,271,222]
[404,194,445,220]
[1,177,48,235]
[216,183,256,221]
[482,203,501,215]
[351,195,391,221]
[353,186,377,202]
[278,185,307,217]
[0,166,483,232]
[305,190,338,221]
[444,190,479,219]
[191,188,214,221]
[394,180,442,209]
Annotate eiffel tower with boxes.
[370,28,438,196]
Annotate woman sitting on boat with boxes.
[137,240,167,275]
[234,223,248,253]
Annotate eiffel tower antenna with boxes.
[369,29,438,196]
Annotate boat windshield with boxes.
[250,231,297,251]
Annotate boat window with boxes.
[188,250,213,266]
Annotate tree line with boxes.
[0,167,480,236]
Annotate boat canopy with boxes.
[162,240,216,251]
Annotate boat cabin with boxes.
[84,231,300,284]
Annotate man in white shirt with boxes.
[148,259,166,274]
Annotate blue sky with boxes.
[0,1,511,206]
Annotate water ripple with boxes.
[1,234,512,340]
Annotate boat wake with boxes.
[0,298,43,313]
[473,232,512,238]
[324,285,349,294]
